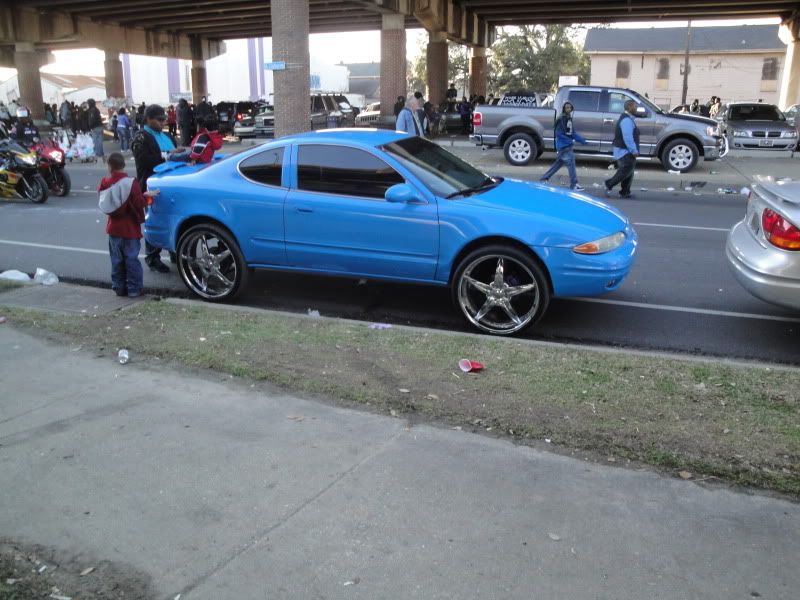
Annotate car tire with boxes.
[176,223,249,302]
[661,138,699,173]
[451,244,550,335]
[503,133,538,166]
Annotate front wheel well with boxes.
[656,133,704,158]
[448,236,553,294]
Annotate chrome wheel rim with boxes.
[457,254,540,334]
[668,144,693,170]
[179,231,238,299]
[508,139,531,163]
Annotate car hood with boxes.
[666,113,717,126]
[458,178,630,246]
[726,119,794,130]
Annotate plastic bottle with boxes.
[118,349,129,364]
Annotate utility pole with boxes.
[681,20,692,105]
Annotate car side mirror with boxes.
[385,183,424,204]
[634,106,647,118]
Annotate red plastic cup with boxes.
[458,359,485,373]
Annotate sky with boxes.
[0,17,781,83]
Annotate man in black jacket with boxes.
[86,98,105,161]
[131,104,182,272]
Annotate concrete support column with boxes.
[14,42,45,122]
[104,49,124,99]
[271,0,311,136]
[779,18,800,108]
[380,13,407,117]
[191,59,208,105]
[469,46,487,97]
[426,31,448,106]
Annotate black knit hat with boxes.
[144,104,166,119]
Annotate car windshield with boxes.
[729,105,784,121]
[382,137,490,198]
[630,92,663,114]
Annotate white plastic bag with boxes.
[33,268,59,286]
[0,269,31,282]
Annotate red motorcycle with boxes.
[32,137,71,196]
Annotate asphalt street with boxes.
[1,146,798,364]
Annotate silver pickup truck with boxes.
[471,86,727,172]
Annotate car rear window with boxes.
[239,147,284,187]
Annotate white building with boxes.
[584,25,787,110]
[0,73,105,107]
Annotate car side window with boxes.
[312,96,326,112]
[297,145,405,199]
[607,92,633,114]
[239,147,285,187]
[567,90,601,112]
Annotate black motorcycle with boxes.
[0,139,49,203]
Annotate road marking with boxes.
[633,222,730,232]
[568,297,800,323]
[0,239,108,255]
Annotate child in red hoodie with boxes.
[98,152,155,297]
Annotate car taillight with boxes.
[236,113,242,121]
[473,112,482,127]
[762,208,800,250]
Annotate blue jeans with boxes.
[92,126,105,157]
[117,126,131,151]
[109,237,143,295]
[540,146,578,188]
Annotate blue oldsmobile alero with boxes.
[144,129,637,335]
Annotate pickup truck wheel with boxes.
[661,138,699,173]
[503,133,537,166]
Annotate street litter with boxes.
[458,359,485,373]
[79,567,95,576]
[678,470,693,479]
[639,187,648,192]
[592,182,601,188]
[666,187,675,192]
[118,349,129,364]
[741,187,750,196]
[49,595,72,600]
[717,187,737,194]
[689,181,707,189]
[307,309,321,318]
[33,268,59,286]
[343,578,360,586]
[0,269,31,282]
[6,578,18,585]
[684,187,692,192]
[38,565,47,573]
[548,533,562,541]
[368,322,392,330]
[0,316,6,324]
[668,170,681,175]
[398,388,410,393]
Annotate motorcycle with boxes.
[32,137,70,196]
[0,139,49,203]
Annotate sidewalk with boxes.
[1,295,798,599]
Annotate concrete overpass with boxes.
[2,0,799,135]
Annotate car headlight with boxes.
[573,231,626,255]
[733,130,750,137]
[706,125,720,136]
[781,131,798,138]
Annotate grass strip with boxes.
[2,300,798,496]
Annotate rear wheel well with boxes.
[448,236,553,294]
[657,133,704,158]
[499,127,542,148]
[177,217,239,248]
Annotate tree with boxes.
[487,25,590,94]
[407,41,470,99]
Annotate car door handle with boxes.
[603,118,615,124]
[296,207,313,213]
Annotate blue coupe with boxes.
[145,129,637,335]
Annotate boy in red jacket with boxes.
[98,152,156,297]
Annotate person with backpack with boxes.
[539,102,589,191]
[168,116,223,164]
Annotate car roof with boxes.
[279,128,409,146]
